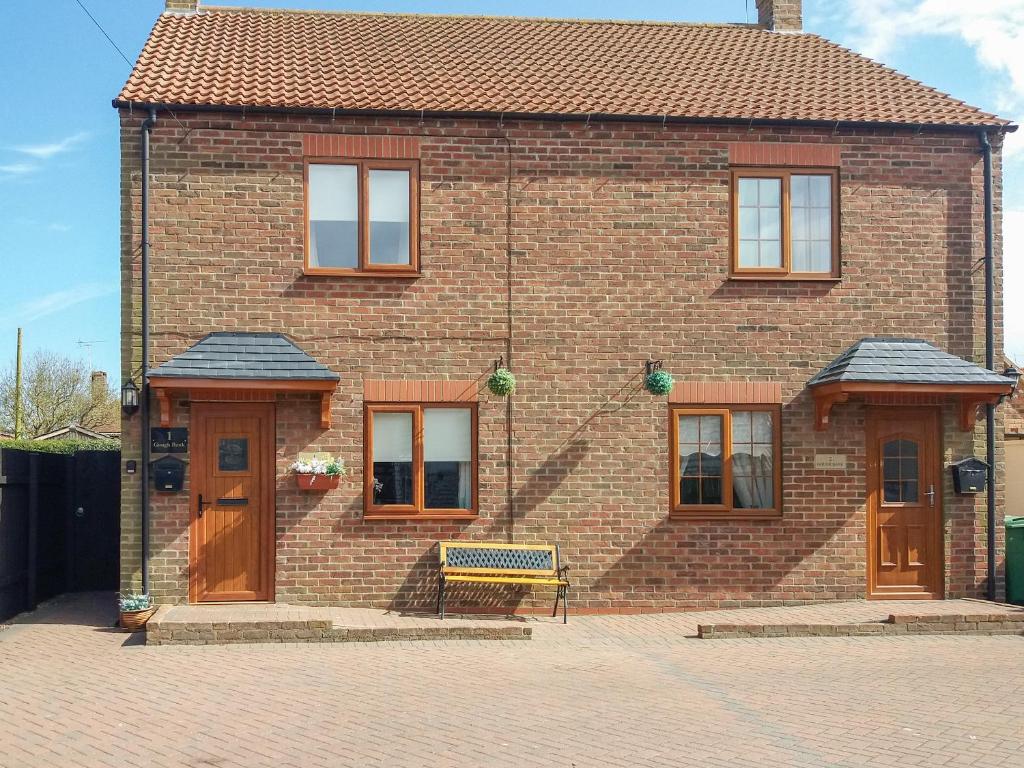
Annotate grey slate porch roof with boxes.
[808,338,1010,388]
[149,332,339,381]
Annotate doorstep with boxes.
[696,599,1024,639]
[145,603,532,645]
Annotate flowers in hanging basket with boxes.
[290,456,347,490]
[487,367,517,396]
[644,369,674,396]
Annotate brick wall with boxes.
[120,111,1005,609]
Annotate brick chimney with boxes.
[165,0,199,11]
[91,371,108,400]
[756,0,802,31]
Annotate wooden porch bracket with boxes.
[810,381,1012,432]
[149,376,339,429]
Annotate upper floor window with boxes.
[305,159,419,275]
[731,168,839,279]
[669,405,782,518]
[365,403,477,519]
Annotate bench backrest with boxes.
[439,542,559,576]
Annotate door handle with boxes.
[926,484,935,505]
[197,493,209,518]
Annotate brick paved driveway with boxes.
[1,593,1022,768]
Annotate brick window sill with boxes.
[669,510,782,521]
[363,513,478,522]
[303,269,423,279]
[727,274,842,283]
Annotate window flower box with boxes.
[290,455,347,492]
[295,473,341,491]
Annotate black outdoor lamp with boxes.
[121,379,140,415]
[1003,365,1022,398]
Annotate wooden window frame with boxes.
[363,402,478,520]
[729,167,840,280]
[668,404,783,519]
[304,158,420,277]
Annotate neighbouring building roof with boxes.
[149,332,339,381]
[35,424,117,441]
[808,338,1011,388]
[115,8,1010,130]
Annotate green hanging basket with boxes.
[487,368,517,396]
[644,369,674,396]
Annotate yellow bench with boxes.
[438,541,571,623]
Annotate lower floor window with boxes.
[366,404,476,516]
[670,405,781,517]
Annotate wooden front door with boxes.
[866,408,943,599]
[190,402,275,602]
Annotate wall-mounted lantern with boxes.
[1003,365,1021,399]
[121,379,140,415]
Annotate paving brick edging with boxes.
[697,612,1024,639]
[145,607,532,645]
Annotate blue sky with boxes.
[1,0,1022,380]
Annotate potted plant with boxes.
[119,593,155,632]
[291,455,348,490]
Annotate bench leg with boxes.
[552,586,560,618]
[439,579,446,620]
[562,585,568,624]
[436,577,442,616]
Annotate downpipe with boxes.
[979,129,996,601]
[140,107,156,596]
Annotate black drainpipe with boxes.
[140,107,156,596]
[979,129,997,600]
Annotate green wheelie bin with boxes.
[1006,516,1024,605]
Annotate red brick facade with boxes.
[120,111,1006,610]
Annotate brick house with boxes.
[118,0,1018,611]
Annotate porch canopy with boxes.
[148,332,339,428]
[808,338,1013,431]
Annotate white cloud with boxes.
[0,283,116,328]
[0,162,37,176]
[48,223,71,232]
[12,131,89,160]
[1006,209,1024,360]
[840,1,1024,154]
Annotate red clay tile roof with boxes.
[116,7,1010,130]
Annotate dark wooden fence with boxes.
[0,448,120,622]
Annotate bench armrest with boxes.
[558,564,570,576]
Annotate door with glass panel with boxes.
[189,403,275,602]
[865,408,942,599]
[365,404,476,518]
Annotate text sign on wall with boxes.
[814,453,848,470]
[151,427,188,453]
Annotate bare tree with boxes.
[0,351,119,438]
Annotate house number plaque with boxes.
[151,427,188,453]
[814,453,847,470]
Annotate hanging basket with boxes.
[644,369,674,396]
[295,473,341,491]
[120,607,156,632]
[487,368,517,396]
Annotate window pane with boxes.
[678,414,724,506]
[372,412,413,505]
[732,411,774,509]
[881,438,919,503]
[791,174,832,273]
[309,164,358,268]
[368,169,411,265]
[424,408,473,509]
[758,178,780,206]
[739,240,760,267]
[737,177,782,269]
[218,438,248,472]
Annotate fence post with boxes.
[26,452,39,611]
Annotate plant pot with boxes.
[295,473,341,491]
[120,607,156,632]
